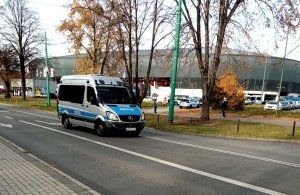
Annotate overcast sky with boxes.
[0,0,300,61]
[28,0,71,57]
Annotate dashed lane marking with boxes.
[35,120,61,125]
[9,109,57,120]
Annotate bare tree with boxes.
[140,0,175,103]
[180,0,300,120]
[0,45,19,98]
[112,0,174,105]
[112,0,134,91]
[0,0,43,100]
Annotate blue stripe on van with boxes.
[58,106,97,120]
[85,112,97,119]
[58,105,141,121]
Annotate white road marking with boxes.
[0,123,13,128]
[19,120,285,195]
[4,116,13,119]
[35,120,61,125]
[0,110,9,113]
[146,137,300,168]
[9,109,57,120]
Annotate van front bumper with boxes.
[103,121,145,131]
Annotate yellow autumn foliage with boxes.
[74,56,100,74]
[212,68,245,110]
[58,0,110,75]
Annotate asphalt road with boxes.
[0,104,299,195]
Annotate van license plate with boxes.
[126,127,136,131]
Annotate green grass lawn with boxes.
[1,96,299,140]
[0,96,57,112]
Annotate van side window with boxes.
[87,86,96,102]
[59,85,85,104]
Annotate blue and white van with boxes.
[57,75,145,136]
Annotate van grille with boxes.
[119,115,140,122]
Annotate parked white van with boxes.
[57,75,145,136]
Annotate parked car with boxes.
[191,96,202,105]
[244,99,252,105]
[264,101,283,110]
[294,100,300,109]
[174,95,189,105]
[288,100,296,109]
[280,101,290,110]
[179,98,200,109]
[284,96,300,109]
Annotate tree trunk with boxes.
[201,88,210,120]
[4,80,11,98]
[20,60,26,100]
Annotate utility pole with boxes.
[134,0,140,107]
[261,41,269,102]
[261,55,268,102]
[44,32,50,107]
[168,0,183,124]
[276,28,290,116]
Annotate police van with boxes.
[57,75,145,136]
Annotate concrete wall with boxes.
[10,79,57,97]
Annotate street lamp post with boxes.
[44,32,50,107]
[276,28,290,116]
[261,62,267,101]
[168,0,183,124]
[261,48,269,102]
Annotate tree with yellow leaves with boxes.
[58,0,115,74]
[212,68,245,111]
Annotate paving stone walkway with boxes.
[0,137,100,195]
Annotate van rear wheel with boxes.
[95,121,107,136]
[62,115,72,129]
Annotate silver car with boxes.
[179,98,200,109]
[264,101,285,110]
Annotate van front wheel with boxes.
[95,121,107,136]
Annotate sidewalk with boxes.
[143,106,300,127]
[0,136,99,195]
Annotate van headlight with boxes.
[106,111,119,121]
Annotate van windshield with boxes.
[96,86,136,104]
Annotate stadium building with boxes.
[4,50,300,102]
